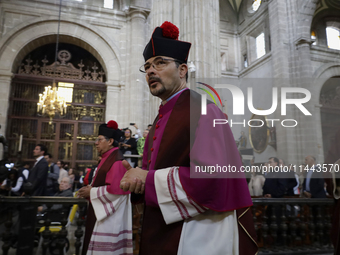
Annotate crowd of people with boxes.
[248,155,329,199]
[0,150,84,197]
[0,123,150,197]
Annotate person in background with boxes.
[119,129,138,168]
[78,120,131,255]
[263,157,287,198]
[57,160,68,184]
[83,168,92,186]
[137,129,149,167]
[72,169,80,191]
[303,155,326,198]
[26,144,48,196]
[0,169,18,196]
[280,159,297,196]
[248,166,265,196]
[45,153,60,196]
[78,170,84,188]
[68,168,75,184]
[38,176,73,221]
[84,156,102,187]
[132,123,142,140]
[11,162,30,196]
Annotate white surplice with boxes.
[87,186,133,255]
[154,166,239,255]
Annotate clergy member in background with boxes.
[78,120,132,255]
[120,22,257,255]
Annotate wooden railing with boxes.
[252,198,335,255]
[0,196,87,255]
[0,196,335,255]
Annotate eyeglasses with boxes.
[139,57,182,73]
[95,137,107,143]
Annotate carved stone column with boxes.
[180,0,221,80]
[0,72,12,160]
[105,81,122,123]
[150,0,177,27]
[123,7,149,129]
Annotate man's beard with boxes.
[150,84,166,97]
[149,77,166,97]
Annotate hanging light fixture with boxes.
[37,0,67,125]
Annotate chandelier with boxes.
[37,0,67,125]
[37,83,67,124]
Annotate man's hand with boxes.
[264,194,272,198]
[78,185,92,198]
[120,160,147,194]
[303,191,312,198]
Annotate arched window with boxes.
[326,27,340,50]
[311,30,317,45]
[252,0,262,12]
[256,32,265,58]
[104,0,114,9]
[319,77,340,159]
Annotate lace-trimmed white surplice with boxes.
[87,186,132,255]
[155,166,239,255]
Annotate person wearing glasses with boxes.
[119,128,138,168]
[78,120,132,255]
[120,22,257,255]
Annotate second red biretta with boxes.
[98,120,121,141]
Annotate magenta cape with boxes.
[143,89,252,212]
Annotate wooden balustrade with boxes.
[252,198,335,254]
[0,196,335,255]
[0,196,87,255]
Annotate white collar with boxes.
[35,156,44,163]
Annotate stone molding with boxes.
[126,6,150,22]
[0,17,122,82]
[239,52,272,77]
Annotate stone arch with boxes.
[297,0,319,40]
[311,63,340,161]
[0,16,122,83]
[312,63,340,104]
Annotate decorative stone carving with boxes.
[18,50,106,82]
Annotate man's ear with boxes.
[179,64,188,79]
[109,138,114,146]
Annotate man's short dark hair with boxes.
[269,157,279,166]
[58,160,65,167]
[148,124,152,128]
[36,144,47,155]
[23,162,30,168]
[45,153,53,159]
[175,61,188,82]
